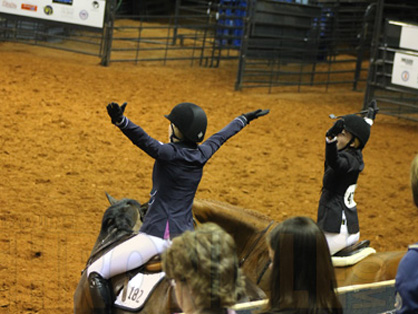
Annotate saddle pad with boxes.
[332,247,376,267]
[114,272,165,311]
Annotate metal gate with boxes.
[363,0,418,121]
[235,0,376,92]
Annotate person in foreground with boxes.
[162,222,245,314]
[261,216,343,314]
[87,102,269,313]
[394,154,418,314]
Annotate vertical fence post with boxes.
[235,0,254,90]
[101,0,117,66]
[173,0,181,45]
[353,3,376,91]
[362,0,384,108]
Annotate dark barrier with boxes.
[235,0,375,92]
[363,0,418,121]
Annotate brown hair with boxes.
[265,217,342,314]
[162,222,245,312]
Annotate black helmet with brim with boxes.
[165,102,207,143]
[342,114,370,149]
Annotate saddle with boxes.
[144,255,163,272]
[112,254,163,292]
[111,254,165,311]
[332,240,377,267]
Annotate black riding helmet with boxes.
[165,102,207,142]
[342,114,371,149]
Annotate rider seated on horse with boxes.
[87,102,269,313]
[317,100,379,255]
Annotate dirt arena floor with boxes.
[0,42,417,313]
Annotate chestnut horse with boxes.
[192,199,406,294]
[73,195,265,314]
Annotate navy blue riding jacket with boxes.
[116,115,247,239]
[317,140,364,234]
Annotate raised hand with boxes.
[107,102,127,124]
[242,109,270,124]
[366,99,379,121]
[326,119,344,138]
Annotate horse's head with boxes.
[87,193,144,266]
[102,192,143,234]
[75,194,180,314]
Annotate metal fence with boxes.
[107,0,244,67]
[0,15,107,59]
[235,0,376,92]
[363,0,418,121]
[2,0,418,109]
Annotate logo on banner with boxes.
[2,0,17,9]
[79,10,88,20]
[21,3,37,11]
[401,71,410,82]
[44,5,53,15]
[401,57,413,66]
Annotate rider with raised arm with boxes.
[317,100,378,255]
[87,102,269,313]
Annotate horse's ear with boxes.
[105,192,119,205]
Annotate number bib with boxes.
[344,184,357,209]
[114,272,165,311]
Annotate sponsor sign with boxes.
[0,0,106,28]
[391,52,418,90]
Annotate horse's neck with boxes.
[192,199,273,255]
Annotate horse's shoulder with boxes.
[194,198,272,223]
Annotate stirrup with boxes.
[88,272,113,314]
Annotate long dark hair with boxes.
[266,217,342,314]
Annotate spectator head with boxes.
[162,222,245,313]
[267,216,342,314]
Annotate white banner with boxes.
[400,23,418,52]
[0,0,106,29]
[391,52,418,90]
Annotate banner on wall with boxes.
[391,52,418,90]
[0,0,106,29]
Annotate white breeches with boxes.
[87,233,171,279]
[323,212,360,255]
